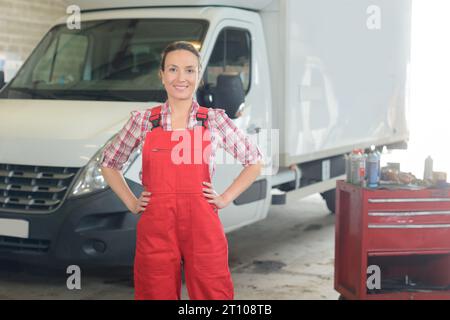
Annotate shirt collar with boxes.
[163,99,200,118]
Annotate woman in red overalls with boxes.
[101,41,263,300]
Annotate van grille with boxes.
[0,164,80,213]
[0,235,50,253]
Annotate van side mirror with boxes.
[214,74,245,119]
[0,71,5,89]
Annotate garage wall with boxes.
[0,0,66,80]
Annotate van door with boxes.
[198,18,271,232]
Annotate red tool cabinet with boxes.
[335,180,450,300]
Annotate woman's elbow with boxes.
[100,165,119,177]
[249,160,264,176]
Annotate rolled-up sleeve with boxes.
[214,108,264,167]
[100,110,143,171]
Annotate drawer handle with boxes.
[369,224,450,229]
[369,211,450,217]
[369,198,450,203]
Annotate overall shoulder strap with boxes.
[149,106,162,130]
[196,106,209,128]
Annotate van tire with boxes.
[320,189,336,214]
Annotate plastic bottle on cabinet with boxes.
[423,156,433,181]
[361,152,368,188]
[366,146,380,188]
[345,153,351,183]
[349,149,366,186]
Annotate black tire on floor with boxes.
[320,189,336,214]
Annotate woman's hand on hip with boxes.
[202,181,230,209]
[129,191,152,214]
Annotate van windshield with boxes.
[0,19,207,102]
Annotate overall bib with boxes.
[134,106,234,300]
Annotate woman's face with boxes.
[160,49,200,102]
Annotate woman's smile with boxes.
[173,84,189,91]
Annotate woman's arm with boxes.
[203,108,265,208]
[224,161,263,204]
[100,109,150,214]
[100,167,150,214]
[203,161,263,209]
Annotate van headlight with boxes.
[69,137,141,198]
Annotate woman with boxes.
[100,41,263,300]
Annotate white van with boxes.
[0,0,411,267]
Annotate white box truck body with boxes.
[0,0,411,266]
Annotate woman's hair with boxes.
[160,41,202,72]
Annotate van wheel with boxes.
[320,189,336,214]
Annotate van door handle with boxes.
[246,125,261,134]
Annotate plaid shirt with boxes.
[100,100,263,181]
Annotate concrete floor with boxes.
[0,190,339,300]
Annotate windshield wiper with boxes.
[55,90,136,101]
[7,87,56,99]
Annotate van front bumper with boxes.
[0,179,142,268]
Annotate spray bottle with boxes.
[367,146,380,188]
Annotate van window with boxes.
[33,34,88,85]
[1,19,208,102]
[204,28,251,93]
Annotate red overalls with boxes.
[134,105,234,300]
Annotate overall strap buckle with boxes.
[196,106,209,128]
[149,106,162,130]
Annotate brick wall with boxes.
[0,0,66,80]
